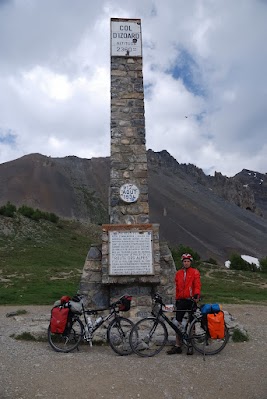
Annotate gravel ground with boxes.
[0,304,267,399]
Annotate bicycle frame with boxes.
[79,304,119,337]
[152,296,200,345]
[48,295,134,355]
[129,294,229,358]
[76,296,132,344]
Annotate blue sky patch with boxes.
[167,48,206,97]
[0,128,17,146]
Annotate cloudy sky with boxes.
[0,0,266,177]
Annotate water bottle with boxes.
[172,318,180,329]
[94,316,103,327]
[172,318,185,333]
[86,316,93,328]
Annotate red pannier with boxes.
[50,307,70,334]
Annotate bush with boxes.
[260,257,267,273]
[232,328,249,342]
[17,205,59,223]
[31,209,43,221]
[0,201,17,217]
[250,263,258,272]
[48,212,59,223]
[229,254,250,271]
[18,205,35,218]
[171,244,201,269]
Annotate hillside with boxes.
[0,214,102,304]
[0,150,267,263]
[0,214,266,305]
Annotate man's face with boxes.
[182,259,191,268]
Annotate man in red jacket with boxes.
[167,253,201,355]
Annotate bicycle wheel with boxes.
[189,318,229,355]
[48,318,83,353]
[129,317,168,357]
[107,316,134,356]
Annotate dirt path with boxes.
[0,304,267,399]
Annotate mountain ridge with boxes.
[1,150,267,263]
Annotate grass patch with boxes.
[0,216,101,305]
[12,332,37,341]
[198,264,267,304]
[16,309,28,315]
[6,309,28,317]
[232,328,249,342]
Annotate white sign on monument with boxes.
[109,230,153,275]
[119,183,140,203]
[111,19,142,57]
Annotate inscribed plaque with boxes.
[111,19,142,57]
[109,230,153,275]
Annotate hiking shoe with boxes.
[166,346,182,355]
[187,346,194,355]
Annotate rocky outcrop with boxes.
[147,150,262,216]
[207,171,261,215]
[233,169,267,217]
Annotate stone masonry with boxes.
[110,56,149,224]
[79,240,176,315]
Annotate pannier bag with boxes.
[118,295,132,311]
[207,311,225,339]
[68,300,83,314]
[201,303,221,315]
[50,307,70,334]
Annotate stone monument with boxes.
[79,18,176,314]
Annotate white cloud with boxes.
[0,0,266,176]
[24,68,72,101]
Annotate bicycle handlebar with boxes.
[153,293,200,308]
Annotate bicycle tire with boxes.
[48,318,83,353]
[188,318,229,355]
[107,316,134,356]
[129,317,168,357]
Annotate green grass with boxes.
[198,264,267,304]
[231,329,249,342]
[0,216,101,305]
[12,332,37,341]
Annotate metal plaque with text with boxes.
[109,230,153,275]
[111,19,142,57]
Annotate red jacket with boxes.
[175,267,201,300]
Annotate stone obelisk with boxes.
[79,18,175,310]
[109,18,149,225]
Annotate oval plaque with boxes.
[119,183,140,203]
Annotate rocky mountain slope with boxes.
[1,150,267,263]
[233,169,267,216]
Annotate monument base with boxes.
[78,239,176,314]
